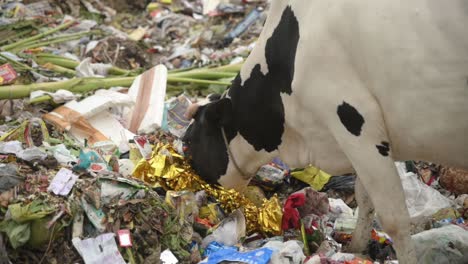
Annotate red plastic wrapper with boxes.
[0,63,17,85]
[117,229,133,247]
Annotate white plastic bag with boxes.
[395,162,452,220]
[202,209,246,247]
[263,240,305,264]
[328,198,354,221]
[413,225,468,264]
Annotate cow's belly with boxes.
[279,93,354,174]
[353,0,468,169]
[287,0,468,170]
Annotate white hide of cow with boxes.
[187,1,468,263]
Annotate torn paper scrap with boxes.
[47,168,78,196]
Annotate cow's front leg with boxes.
[324,99,417,264]
[347,178,374,254]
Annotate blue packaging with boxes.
[224,8,262,45]
[206,247,273,264]
[203,241,238,258]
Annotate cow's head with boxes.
[183,94,273,191]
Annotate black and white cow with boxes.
[183,1,468,263]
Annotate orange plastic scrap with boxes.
[0,63,17,85]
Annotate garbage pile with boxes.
[0,1,468,264]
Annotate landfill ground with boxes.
[0,1,467,264]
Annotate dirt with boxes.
[88,37,151,70]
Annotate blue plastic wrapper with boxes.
[203,241,238,258]
[206,247,273,264]
[73,148,110,172]
[224,8,262,45]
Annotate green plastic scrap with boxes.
[0,220,30,249]
[9,200,55,223]
[0,200,55,248]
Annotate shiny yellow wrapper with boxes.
[132,142,283,234]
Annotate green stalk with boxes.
[12,31,97,52]
[0,77,135,99]
[35,54,135,76]
[29,95,53,104]
[126,248,136,264]
[170,70,237,80]
[35,56,79,69]
[42,63,76,77]
[0,28,34,45]
[1,20,74,51]
[167,77,231,86]
[209,62,243,72]
[0,54,35,72]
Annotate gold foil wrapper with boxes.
[132,142,283,234]
[258,195,283,235]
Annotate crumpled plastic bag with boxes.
[413,225,468,264]
[30,89,77,104]
[0,163,21,192]
[17,146,48,161]
[0,140,23,155]
[48,144,77,164]
[202,209,246,247]
[263,240,305,264]
[75,57,113,77]
[395,162,453,220]
[328,198,354,221]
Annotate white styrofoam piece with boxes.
[125,64,168,134]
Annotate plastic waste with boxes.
[30,89,77,104]
[47,168,78,196]
[48,144,77,164]
[254,164,286,191]
[117,159,135,177]
[43,89,135,146]
[224,7,262,45]
[165,95,192,138]
[321,175,356,193]
[204,247,273,264]
[72,233,126,264]
[17,147,47,161]
[203,241,238,258]
[0,163,21,192]
[263,240,305,264]
[160,249,178,264]
[0,141,23,155]
[202,209,246,247]
[395,162,453,221]
[413,225,468,264]
[101,181,139,205]
[0,63,17,85]
[165,190,198,224]
[75,57,112,77]
[124,64,168,134]
[291,166,332,191]
[328,198,354,221]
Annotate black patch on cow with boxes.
[376,141,390,156]
[182,98,237,184]
[228,6,300,152]
[337,102,365,136]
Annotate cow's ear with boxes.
[205,98,233,126]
